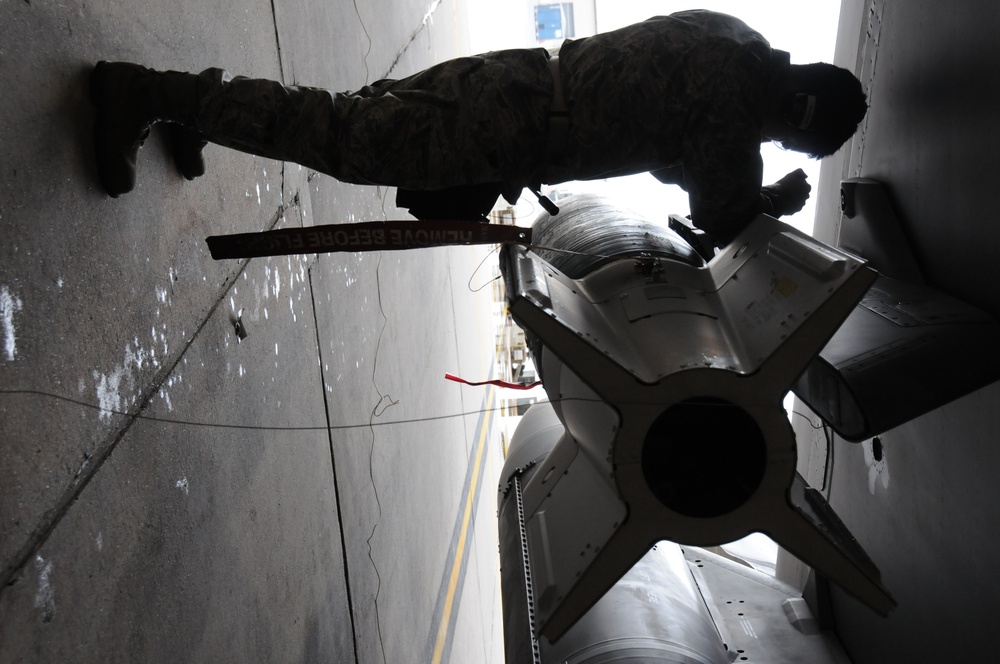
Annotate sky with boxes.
[472,0,845,235]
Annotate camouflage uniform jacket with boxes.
[195,11,785,239]
[552,10,789,241]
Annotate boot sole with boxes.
[90,61,137,197]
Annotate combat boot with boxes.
[90,61,201,197]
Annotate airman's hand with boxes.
[762,168,811,217]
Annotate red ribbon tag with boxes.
[444,373,541,390]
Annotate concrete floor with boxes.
[0,0,526,661]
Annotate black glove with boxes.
[760,168,811,217]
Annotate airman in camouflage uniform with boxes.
[91,10,866,243]
[552,12,793,241]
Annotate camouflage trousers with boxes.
[190,49,554,191]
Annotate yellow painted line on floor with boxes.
[430,383,496,664]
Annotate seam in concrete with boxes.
[0,205,288,595]
[266,0,288,209]
[307,252,362,664]
[268,0,286,84]
[382,0,444,79]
